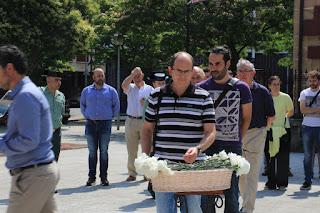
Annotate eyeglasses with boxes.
[172,68,193,75]
[237,69,253,73]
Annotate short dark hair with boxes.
[169,52,194,68]
[203,67,210,73]
[0,45,28,75]
[210,45,231,64]
[268,75,281,85]
[307,70,320,80]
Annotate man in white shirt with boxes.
[299,70,320,190]
[122,67,152,181]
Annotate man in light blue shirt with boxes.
[80,68,120,186]
[0,45,59,212]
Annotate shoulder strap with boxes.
[213,78,239,109]
[309,89,320,107]
[152,87,165,151]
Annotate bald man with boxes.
[191,66,205,84]
[80,68,120,186]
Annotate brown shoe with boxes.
[101,178,109,186]
[86,177,96,186]
[126,175,136,181]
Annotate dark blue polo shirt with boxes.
[249,81,275,129]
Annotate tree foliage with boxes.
[0,0,98,80]
[93,0,293,72]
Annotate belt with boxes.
[128,115,142,119]
[9,161,53,176]
[87,119,110,124]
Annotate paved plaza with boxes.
[0,112,320,212]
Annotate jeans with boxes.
[301,125,320,184]
[155,192,202,213]
[201,145,242,213]
[85,120,112,178]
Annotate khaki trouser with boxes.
[239,127,267,213]
[7,161,60,213]
[125,117,143,177]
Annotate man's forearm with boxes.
[198,123,216,152]
[266,116,275,129]
[141,126,153,155]
[300,107,320,114]
[121,74,134,91]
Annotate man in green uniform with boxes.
[42,70,65,162]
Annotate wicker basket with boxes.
[152,168,233,192]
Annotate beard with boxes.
[211,66,228,81]
[95,79,104,86]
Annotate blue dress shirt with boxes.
[0,77,55,170]
[80,83,120,120]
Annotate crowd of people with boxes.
[0,44,319,213]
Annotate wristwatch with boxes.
[196,145,202,156]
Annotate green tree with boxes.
[0,0,98,81]
[93,0,293,72]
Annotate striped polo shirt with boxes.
[145,82,215,162]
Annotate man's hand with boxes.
[131,67,142,76]
[183,147,198,164]
[140,97,146,106]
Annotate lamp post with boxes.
[114,33,124,130]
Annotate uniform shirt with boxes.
[124,83,152,117]
[80,83,120,120]
[42,86,65,129]
[0,77,54,170]
[145,82,215,162]
[249,81,275,129]
[197,77,252,147]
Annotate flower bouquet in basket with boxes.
[134,150,250,193]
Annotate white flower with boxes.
[134,153,173,179]
[219,150,228,160]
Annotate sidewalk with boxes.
[0,120,320,212]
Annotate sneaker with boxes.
[278,186,287,191]
[126,175,136,181]
[86,177,96,186]
[300,182,311,190]
[101,178,109,186]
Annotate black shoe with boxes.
[300,182,311,190]
[86,177,96,186]
[54,190,58,194]
[288,170,293,177]
[101,178,109,186]
[262,171,268,176]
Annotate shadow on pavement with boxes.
[58,180,147,196]
[287,190,320,199]
[118,197,156,212]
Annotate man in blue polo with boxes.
[236,58,275,213]
[80,68,120,186]
[0,45,59,212]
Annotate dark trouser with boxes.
[264,129,290,188]
[201,145,242,213]
[51,127,61,162]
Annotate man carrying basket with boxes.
[141,52,216,213]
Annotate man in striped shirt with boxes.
[142,52,216,213]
